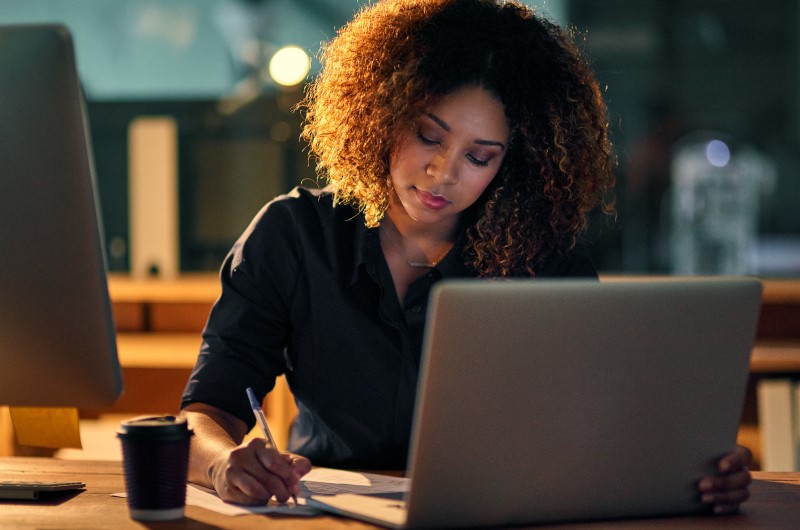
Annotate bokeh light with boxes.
[268,45,311,87]
[706,139,731,167]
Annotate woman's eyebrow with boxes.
[426,112,507,151]
[427,112,451,132]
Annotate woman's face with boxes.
[388,85,510,228]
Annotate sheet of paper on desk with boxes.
[301,467,409,495]
[185,485,320,516]
[181,468,408,517]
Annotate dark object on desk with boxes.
[311,279,762,529]
[0,24,123,408]
[117,416,193,521]
[0,481,85,501]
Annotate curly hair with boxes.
[300,0,616,277]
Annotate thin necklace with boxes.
[380,225,453,268]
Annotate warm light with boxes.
[268,46,311,87]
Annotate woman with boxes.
[180,0,751,513]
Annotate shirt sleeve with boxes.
[180,195,302,427]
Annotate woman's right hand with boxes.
[209,438,311,505]
[181,403,312,506]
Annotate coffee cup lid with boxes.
[117,415,193,441]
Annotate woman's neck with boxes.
[380,204,458,303]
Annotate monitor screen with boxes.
[0,24,123,407]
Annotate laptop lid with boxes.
[309,278,761,528]
[401,278,761,528]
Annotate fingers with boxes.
[253,443,301,499]
[285,452,313,478]
[699,468,751,492]
[698,446,753,515]
[212,439,308,505]
[700,487,750,514]
[718,445,752,473]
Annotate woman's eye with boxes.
[416,131,438,145]
[467,154,489,167]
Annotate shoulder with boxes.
[242,186,361,236]
[254,186,336,222]
[230,187,326,262]
[233,186,362,262]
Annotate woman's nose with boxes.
[427,149,458,184]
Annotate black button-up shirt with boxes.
[181,187,597,469]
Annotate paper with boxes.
[301,470,410,528]
[307,493,408,527]
[301,468,409,495]
[113,488,320,516]
[9,407,82,449]
[185,485,320,516]
[144,468,409,518]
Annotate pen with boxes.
[247,387,277,447]
[246,387,298,504]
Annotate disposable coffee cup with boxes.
[117,415,193,521]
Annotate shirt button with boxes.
[411,305,422,314]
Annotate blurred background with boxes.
[3,0,799,277]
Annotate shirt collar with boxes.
[350,217,379,285]
[435,230,472,278]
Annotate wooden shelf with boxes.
[107,273,220,302]
[116,332,201,368]
[108,273,219,332]
[751,341,800,373]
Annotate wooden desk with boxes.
[0,457,798,529]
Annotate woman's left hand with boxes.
[698,445,752,514]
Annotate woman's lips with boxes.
[415,188,451,210]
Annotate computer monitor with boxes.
[0,24,123,407]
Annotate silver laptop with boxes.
[309,278,762,528]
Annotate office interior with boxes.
[1,0,799,471]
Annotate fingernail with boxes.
[701,493,715,504]
[698,478,712,491]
